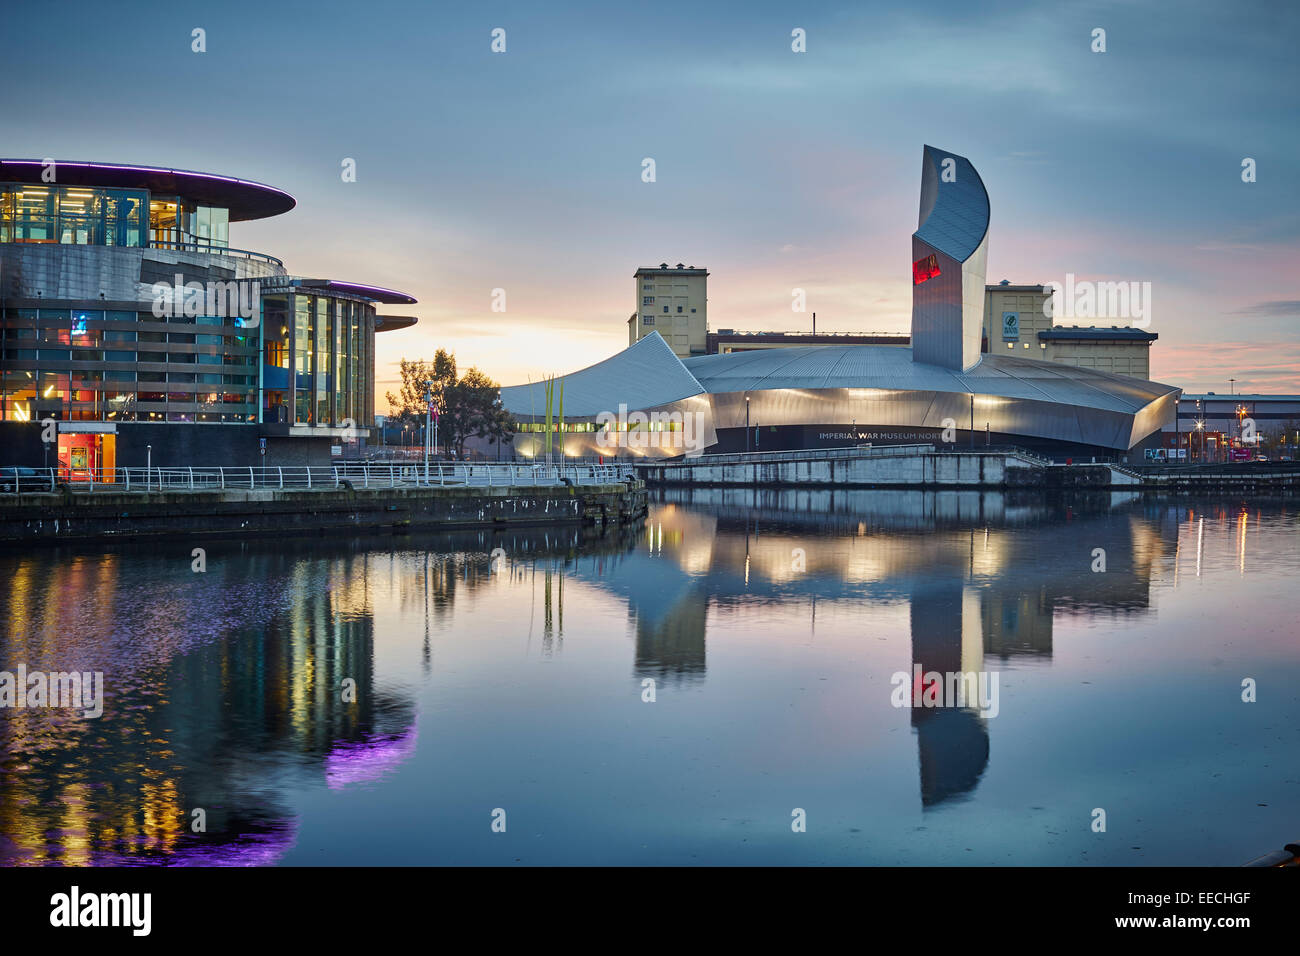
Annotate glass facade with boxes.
[272,291,371,429]
[0,183,232,251]
[0,308,256,423]
[294,297,312,424]
[0,293,375,428]
[0,184,146,246]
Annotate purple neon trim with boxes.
[0,158,295,202]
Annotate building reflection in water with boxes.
[0,526,618,866]
[0,490,1204,864]
[579,487,1178,808]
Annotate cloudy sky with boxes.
[3,0,1296,401]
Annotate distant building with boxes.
[628,264,707,358]
[1162,393,1300,461]
[983,282,1156,379]
[707,330,908,354]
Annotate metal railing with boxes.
[0,462,637,494]
[148,237,283,267]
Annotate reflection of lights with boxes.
[1195,516,1203,577]
[1238,510,1248,575]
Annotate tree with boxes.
[385,353,456,428]
[384,350,513,457]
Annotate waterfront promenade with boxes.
[0,461,646,544]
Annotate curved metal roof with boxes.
[501,332,706,418]
[375,314,418,333]
[0,158,296,221]
[295,279,417,304]
[914,145,989,263]
[683,345,1177,415]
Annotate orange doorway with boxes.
[57,432,116,482]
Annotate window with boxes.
[691,308,696,313]
[677,306,683,313]
[662,306,668,313]
[643,315,655,326]
[642,296,654,306]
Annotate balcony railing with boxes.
[0,462,637,494]
[148,236,283,267]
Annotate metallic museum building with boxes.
[502,146,1180,460]
[0,159,416,472]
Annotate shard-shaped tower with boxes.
[910,145,990,372]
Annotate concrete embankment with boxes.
[637,448,1142,489]
[640,448,1300,495]
[0,482,648,545]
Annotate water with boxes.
[1,490,1297,866]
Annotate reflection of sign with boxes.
[1002,311,1019,341]
[70,446,88,471]
[912,254,941,286]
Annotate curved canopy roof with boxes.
[683,345,1177,415]
[501,332,706,418]
[0,158,296,221]
[375,314,418,333]
[294,278,417,304]
[914,145,990,263]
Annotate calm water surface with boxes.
[1,490,1297,865]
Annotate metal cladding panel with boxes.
[500,331,705,419]
[913,146,991,263]
[681,345,1179,449]
[910,238,965,370]
[961,232,989,371]
[911,146,991,372]
[1129,389,1181,446]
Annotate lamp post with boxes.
[745,395,750,453]
[424,380,434,481]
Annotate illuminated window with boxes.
[912,253,941,285]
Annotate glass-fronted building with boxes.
[0,159,416,471]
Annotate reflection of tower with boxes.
[633,596,707,685]
[909,583,989,808]
[541,565,564,657]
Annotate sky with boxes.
[2,0,1297,405]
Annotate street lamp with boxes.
[745,395,750,453]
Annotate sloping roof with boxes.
[501,331,706,418]
[682,345,1177,415]
[914,145,990,263]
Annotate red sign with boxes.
[913,254,941,285]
